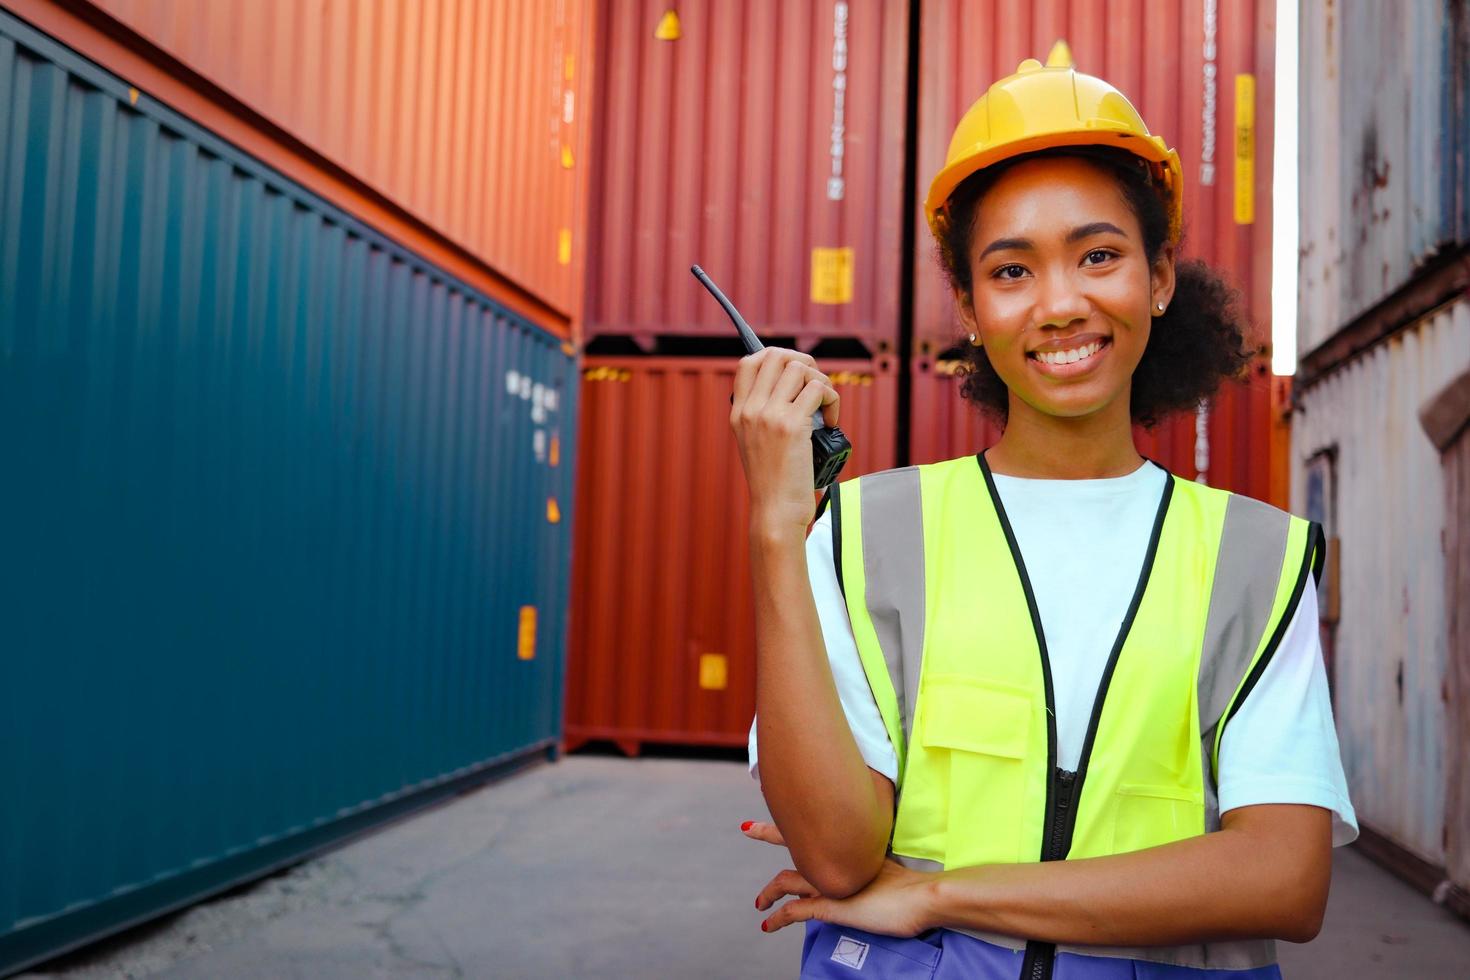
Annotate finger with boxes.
[769,358,816,407]
[740,820,787,846]
[755,869,819,912]
[746,349,806,411]
[762,896,826,933]
[732,348,773,407]
[793,378,840,425]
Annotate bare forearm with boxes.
[751,524,889,895]
[929,808,1331,946]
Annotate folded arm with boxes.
[757,803,1332,945]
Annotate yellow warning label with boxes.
[583,366,633,382]
[655,10,682,40]
[811,247,854,305]
[128,87,140,106]
[561,145,575,169]
[517,606,537,660]
[565,53,575,81]
[698,653,728,691]
[558,228,573,265]
[828,371,874,387]
[550,434,561,467]
[546,497,561,523]
[1234,74,1255,225]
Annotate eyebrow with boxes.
[977,221,1130,260]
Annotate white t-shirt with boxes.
[749,461,1358,846]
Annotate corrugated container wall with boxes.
[566,357,897,752]
[584,1,908,350]
[0,12,576,973]
[1297,0,1470,355]
[72,0,594,320]
[910,0,1281,501]
[1290,300,1470,878]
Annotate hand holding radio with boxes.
[692,265,852,535]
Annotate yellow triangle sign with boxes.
[655,9,681,41]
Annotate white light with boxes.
[1271,0,1300,376]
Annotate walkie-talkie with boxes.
[691,265,852,490]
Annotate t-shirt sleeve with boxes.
[1217,584,1359,846]
[748,510,900,785]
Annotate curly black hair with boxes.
[934,146,1256,428]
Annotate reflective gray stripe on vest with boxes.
[856,466,926,750]
[1197,493,1291,781]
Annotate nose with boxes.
[1033,268,1089,330]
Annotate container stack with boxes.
[0,2,593,973]
[909,0,1282,504]
[565,1,909,753]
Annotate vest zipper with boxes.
[1019,767,1078,980]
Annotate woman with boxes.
[734,51,1356,979]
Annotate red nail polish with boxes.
[740,821,754,832]
[754,898,761,909]
[760,921,769,933]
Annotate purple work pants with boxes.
[799,923,1284,979]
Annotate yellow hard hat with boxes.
[925,41,1183,243]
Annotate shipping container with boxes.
[583,0,909,350]
[1297,0,1470,356]
[565,355,897,753]
[912,0,1277,359]
[0,12,577,973]
[9,0,594,326]
[1291,299,1470,886]
[908,356,1283,506]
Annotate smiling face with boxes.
[954,155,1175,424]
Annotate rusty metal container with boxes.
[1291,298,1470,881]
[566,355,897,753]
[913,0,1277,355]
[583,1,909,350]
[40,0,594,321]
[1297,0,1470,356]
[909,356,1280,506]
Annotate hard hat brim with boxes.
[925,130,1184,244]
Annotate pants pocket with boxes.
[799,922,941,979]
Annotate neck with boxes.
[985,389,1143,479]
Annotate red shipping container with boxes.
[584,1,909,350]
[566,355,898,753]
[913,0,1276,354]
[59,0,595,323]
[909,356,1280,506]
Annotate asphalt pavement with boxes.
[20,755,1470,979]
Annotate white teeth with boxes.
[1036,341,1103,366]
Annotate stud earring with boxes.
[1155,302,1165,313]
[968,332,983,347]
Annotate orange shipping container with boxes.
[68,0,593,320]
[566,355,897,753]
[584,1,909,350]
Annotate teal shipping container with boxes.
[0,10,577,974]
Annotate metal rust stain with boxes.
[566,355,898,751]
[1292,299,1470,864]
[1298,0,1470,355]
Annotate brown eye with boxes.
[1082,249,1117,266]
[992,263,1028,281]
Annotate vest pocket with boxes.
[1111,782,1205,855]
[917,678,1032,866]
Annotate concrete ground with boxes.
[20,756,1470,979]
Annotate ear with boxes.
[1151,245,1177,313]
[953,288,980,336]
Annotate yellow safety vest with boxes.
[829,454,1323,974]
